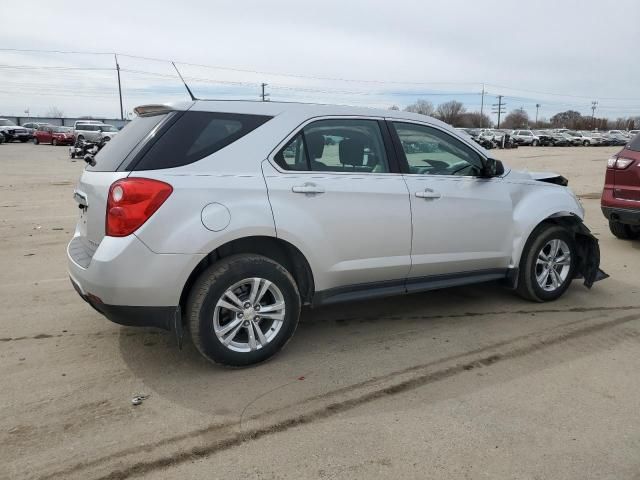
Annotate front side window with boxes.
[392,122,484,176]
[274,119,389,173]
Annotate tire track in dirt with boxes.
[38,309,640,480]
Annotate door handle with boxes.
[415,189,441,199]
[292,183,325,194]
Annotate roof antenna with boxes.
[172,62,197,101]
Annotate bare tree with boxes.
[502,109,530,129]
[457,111,492,128]
[45,106,64,117]
[435,101,466,126]
[404,100,435,116]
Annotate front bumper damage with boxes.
[561,218,609,288]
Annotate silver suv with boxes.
[74,123,119,142]
[68,101,606,366]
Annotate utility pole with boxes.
[591,100,598,129]
[260,83,270,102]
[492,95,506,128]
[480,84,485,128]
[115,54,124,121]
[535,103,540,127]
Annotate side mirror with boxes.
[483,158,505,177]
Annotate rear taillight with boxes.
[106,178,172,237]
[607,156,634,170]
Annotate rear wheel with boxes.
[187,254,301,366]
[583,140,589,146]
[609,221,639,240]
[516,224,576,302]
[33,137,39,145]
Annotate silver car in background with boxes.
[74,123,119,142]
[68,101,606,366]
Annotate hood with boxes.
[505,169,569,186]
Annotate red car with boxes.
[601,133,640,239]
[34,125,74,146]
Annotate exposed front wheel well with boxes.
[179,236,315,316]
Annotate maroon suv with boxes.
[601,134,640,239]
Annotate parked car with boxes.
[463,128,495,149]
[558,132,580,146]
[74,123,119,142]
[532,130,553,146]
[23,122,50,136]
[569,131,596,146]
[73,120,104,129]
[511,130,540,146]
[0,118,31,142]
[34,125,75,146]
[604,133,629,146]
[68,101,606,366]
[628,130,639,137]
[601,133,640,239]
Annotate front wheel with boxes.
[516,224,576,302]
[187,254,301,366]
[33,137,39,145]
[52,138,58,146]
[583,140,590,146]
[532,140,539,146]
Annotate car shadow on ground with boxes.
[115,280,620,417]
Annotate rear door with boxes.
[388,120,513,282]
[263,117,412,292]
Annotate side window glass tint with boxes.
[393,122,484,176]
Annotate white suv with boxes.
[74,123,119,142]
[68,101,606,366]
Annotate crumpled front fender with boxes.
[557,218,609,288]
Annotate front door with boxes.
[263,118,412,293]
[389,120,513,280]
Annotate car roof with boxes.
[158,99,457,131]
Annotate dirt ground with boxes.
[1,143,638,480]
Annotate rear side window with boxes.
[274,119,390,173]
[87,114,168,171]
[132,111,271,171]
[628,132,640,152]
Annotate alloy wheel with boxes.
[213,277,286,353]
[535,239,571,292]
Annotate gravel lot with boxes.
[1,143,639,480]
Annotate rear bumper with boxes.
[67,234,205,312]
[70,277,177,330]
[602,206,640,226]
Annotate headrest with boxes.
[305,132,325,159]
[339,138,366,166]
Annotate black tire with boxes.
[532,140,539,146]
[77,135,84,141]
[33,137,39,145]
[52,138,58,146]
[609,221,639,240]
[583,140,589,146]
[187,254,301,366]
[516,224,577,302]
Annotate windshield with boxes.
[53,127,72,133]
[0,119,16,126]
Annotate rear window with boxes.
[131,111,271,171]
[87,114,168,171]
[628,132,640,152]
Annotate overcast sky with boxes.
[1,0,639,120]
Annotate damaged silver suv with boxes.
[68,101,606,366]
